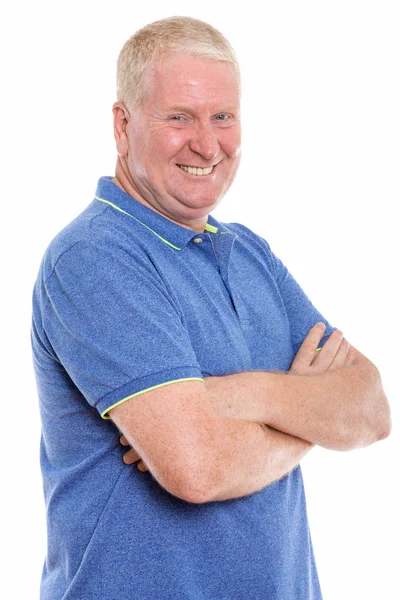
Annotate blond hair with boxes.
[117,16,240,112]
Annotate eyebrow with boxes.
[163,105,240,114]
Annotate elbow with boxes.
[342,410,392,452]
[346,417,391,451]
[336,422,391,452]
[342,365,391,450]
[155,461,215,504]
[374,410,392,442]
[367,363,392,444]
[176,425,225,504]
[162,448,222,505]
[319,361,391,452]
[180,487,215,505]
[179,456,224,504]
[175,472,220,505]
[156,469,215,505]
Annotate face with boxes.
[115,54,241,230]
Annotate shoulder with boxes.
[219,220,271,250]
[38,202,99,280]
[38,200,149,285]
[218,220,276,272]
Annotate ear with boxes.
[112,102,130,157]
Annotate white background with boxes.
[1,1,399,598]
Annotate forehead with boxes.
[145,54,240,112]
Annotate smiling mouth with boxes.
[177,164,214,176]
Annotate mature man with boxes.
[32,16,390,600]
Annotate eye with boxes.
[169,115,190,126]
[213,114,234,126]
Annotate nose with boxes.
[188,122,220,161]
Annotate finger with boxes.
[137,460,149,472]
[328,338,350,371]
[290,322,326,370]
[120,434,130,447]
[122,448,141,465]
[312,329,344,370]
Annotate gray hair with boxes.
[117,16,240,113]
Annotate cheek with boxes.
[151,130,188,162]
[221,128,241,159]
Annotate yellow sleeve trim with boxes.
[101,377,205,419]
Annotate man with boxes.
[31,16,390,600]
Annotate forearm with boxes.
[205,361,390,451]
[207,418,312,502]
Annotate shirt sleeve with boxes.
[265,243,336,352]
[40,240,204,418]
[227,222,336,352]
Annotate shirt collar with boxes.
[94,176,233,251]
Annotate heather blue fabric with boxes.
[32,176,334,599]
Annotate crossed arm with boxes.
[112,323,391,503]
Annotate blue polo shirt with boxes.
[32,176,334,599]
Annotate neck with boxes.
[112,157,208,233]
[112,157,139,200]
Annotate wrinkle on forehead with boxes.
[146,55,240,113]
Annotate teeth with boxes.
[178,165,213,176]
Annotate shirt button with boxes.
[193,237,203,244]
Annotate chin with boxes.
[181,195,221,214]
[181,187,225,207]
